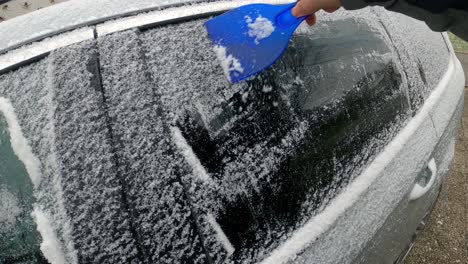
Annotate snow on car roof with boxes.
[0,0,198,54]
[0,0,294,55]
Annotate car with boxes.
[0,0,465,263]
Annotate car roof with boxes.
[0,0,206,55]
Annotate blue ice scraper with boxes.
[205,3,307,83]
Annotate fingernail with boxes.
[291,7,301,17]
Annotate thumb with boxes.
[292,0,321,17]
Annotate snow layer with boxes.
[260,10,455,263]
[246,15,276,44]
[0,0,294,54]
[285,55,461,264]
[32,207,67,264]
[0,186,22,230]
[0,97,42,188]
[372,7,450,111]
[0,27,93,73]
[96,0,293,37]
[98,30,208,263]
[0,42,143,262]
[171,126,214,183]
[213,45,244,81]
[141,20,245,263]
[206,213,235,256]
[48,41,140,263]
[0,58,79,264]
[0,0,197,54]
[138,15,412,263]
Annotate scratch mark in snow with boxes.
[32,207,67,264]
[206,213,235,256]
[171,126,213,183]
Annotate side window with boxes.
[377,12,450,110]
[207,19,410,261]
[0,114,47,263]
[142,17,411,262]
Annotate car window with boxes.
[0,13,414,264]
[0,115,47,264]
[376,12,450,111]
[138,17,411,262]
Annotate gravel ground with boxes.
[449,33,468,55]
[405,55,467,264]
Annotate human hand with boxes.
[292,0,342,26]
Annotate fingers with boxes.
[323,6,340,13]
[292,0,342,27]
[292,0,342,17]
[292,0,320,17]
[306,14,317,26]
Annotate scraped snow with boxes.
[171,126,213,183]
[246,15,275,44]
[32,207,67,264]
[213,45,244,81]
[206,213,235,256]
[0,97,42,188]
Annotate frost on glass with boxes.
[0,60,76,264]
[372,8,450,111]
[139,17,410,262]
[0,0,208,54]
[47,42,143,263]
[0,43,143,263]
[97,30,208,264]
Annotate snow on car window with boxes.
[0,46,140,263]
[373,9,450,111]
[0,113,46,263]
[140,17,410,262]
[98,30,209,263]
[1,8,447,263]
[0,186,22,233]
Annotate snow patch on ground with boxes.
[32,207,67,264]
[246,15,275,44]
[0,97,42,188]
[213,45,244,81]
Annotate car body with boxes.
[0,0,465,263]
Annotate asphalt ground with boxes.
[405,54,468,263]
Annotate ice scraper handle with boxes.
[276,3,308,29]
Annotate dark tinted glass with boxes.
[0,116,47,264]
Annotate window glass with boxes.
[376,11,450,110]
[0,115,46,263]
[213,19,409,261]
[141,17,410,262]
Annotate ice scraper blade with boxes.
[205,3,307,83]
